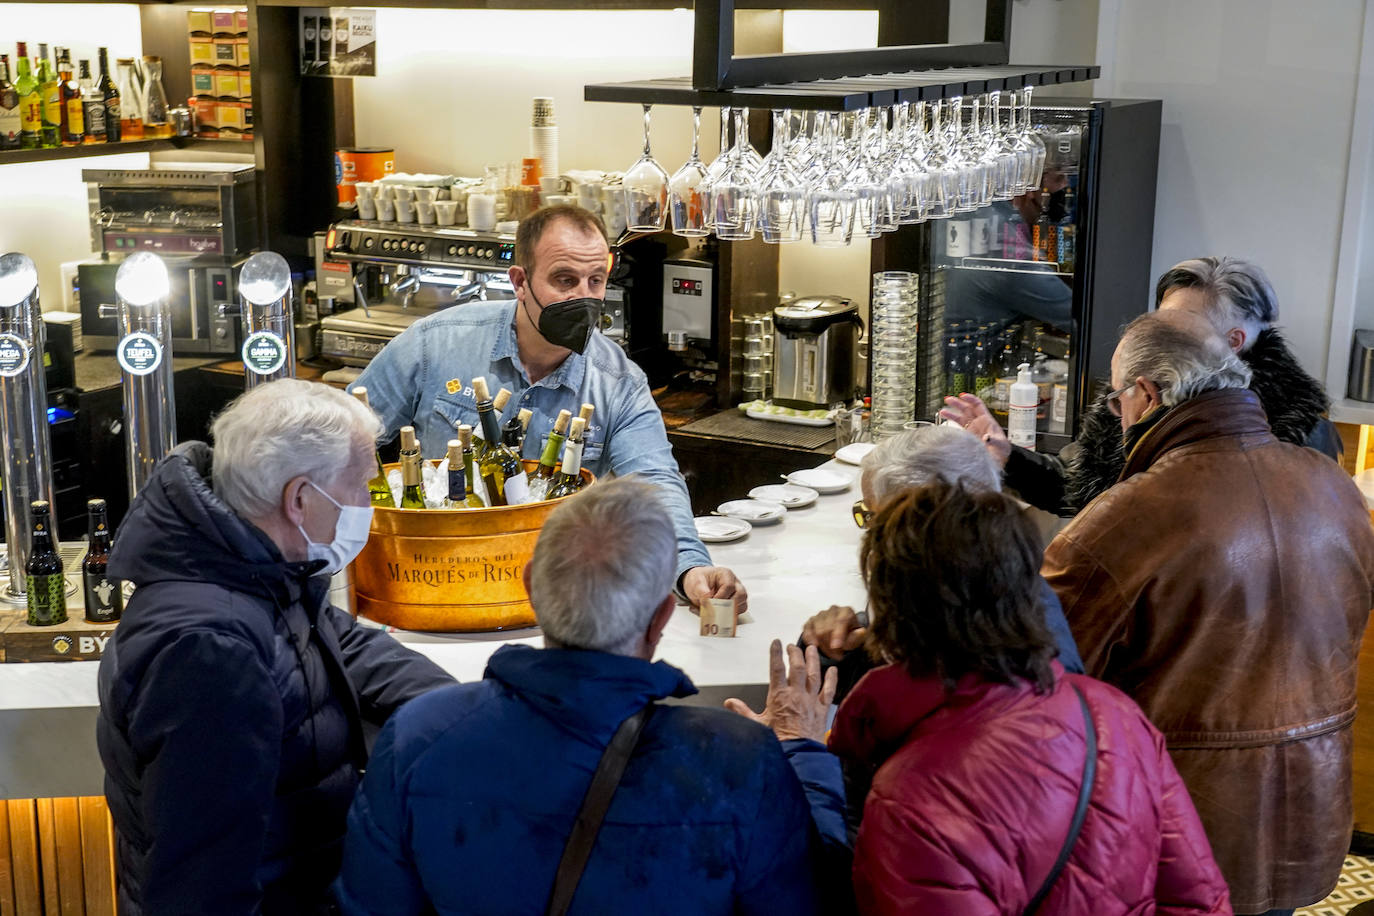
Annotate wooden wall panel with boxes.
[1355,619,1374,835]
[7,800,42,916]
[77,800,114,916]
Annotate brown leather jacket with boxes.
[1042,387,1374,913]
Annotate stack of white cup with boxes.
[531,97,559,191]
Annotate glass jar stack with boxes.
[741,312,774,401]
[869,271,920,441]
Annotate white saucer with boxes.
[694,516,752,543]
[716,498,787,525]
[834,442,877,466]
[748,483,819,508]
[784,468,853,494]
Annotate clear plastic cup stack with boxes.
[869,271,919,441]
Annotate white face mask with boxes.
[296,480,374,576]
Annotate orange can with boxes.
[335,147,395,206]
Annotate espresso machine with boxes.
[318,220,630,366]
[77,164,256,353]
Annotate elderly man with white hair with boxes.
[799,423,1082,684]
[1044,311,1374,916]
[97,379,454,916]
[335,477,828,916]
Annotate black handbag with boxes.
[545,704,655,916]
[1021,683,1098,916]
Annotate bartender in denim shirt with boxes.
[354,205,747,611]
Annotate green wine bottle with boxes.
[351,386,396,508]
[547,417,587,500]
[529,409,572,483]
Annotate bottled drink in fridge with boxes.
[1056,188,1077,272]
[944,336,965,397]
[1007,363,1037,452]
[82,498,122,623]
[25,500,67,627]
[547,417,587,500]
[79,59,106,143]
[14,44,40,149]
[141,55,171,139]
[398,426,426,509]
[97,47,120,143]
[1032,193,1054,263]
[37,44,59,148]
[992,341,1018,418]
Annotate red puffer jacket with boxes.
[828,663,1231,916]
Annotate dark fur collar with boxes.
[1061,328,1330,512]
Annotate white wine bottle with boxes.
[443,440,467,509]
[471,378,528,506]
[547,417,587,500]
[351,386,396,508]
[457,425,485,508]
[398,426,426,509]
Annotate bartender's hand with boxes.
[725,641,837,743]
[801,605,869,661]
[939,393,1012,468]
[683,565,748,616]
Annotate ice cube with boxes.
[421,462,446,509]
[386,468,403,508]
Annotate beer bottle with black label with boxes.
[25,500,67,626]
[82,498,121,622]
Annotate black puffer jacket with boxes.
[96,442,453,916]
[1006,328,1341,514]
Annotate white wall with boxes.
[1094,0,1368,378]
[0,4,147,303]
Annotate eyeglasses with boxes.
[852,499,873,529]
[1105,382,1134,417]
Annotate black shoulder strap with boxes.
[1022,683,1097,916]
[546,703,655,916]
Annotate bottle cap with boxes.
[1017,362,1032,383]
[399,426,417,451]
[552,409,571,434]
[517,408,533,429]
[87,498,106,510]
[568,416,587,439]
[457,424,473,447]
[493,387,512,411]
[446,440,462,462]
[471,376,490,401]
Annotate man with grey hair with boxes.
[799,424,1082,701]
[1044,312,1374,915]
[97,378,453,916]
[336,477,825,915]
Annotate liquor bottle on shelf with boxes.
[82,498,122,623]
[96,47,120,143]
[141,55,170,140]
[973,337,995,405]
[14,44,40,150]
[25,500,67,627]
[79,59,105,144]
[547,417,587,500]
[470,377,529,506]
[57,49,84,147]
[1031,192,1054,263]
[115,58,143,140]
[457,425,485,508]
[1056,188,1077,272]
[992,340,1018,419]
[398,426,426,509]
[944,336,965,397]
[37,43,58,148]
[529,409,572,485]
[350,387,396,508]
[443,440,467,509]
[1031,351,1053,423]
[0,55,20,150]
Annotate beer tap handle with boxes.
[97,303,119,319]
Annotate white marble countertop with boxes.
[0,460,866,714]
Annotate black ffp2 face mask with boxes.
[525,285,602,355]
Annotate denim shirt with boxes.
[354,300,712,580]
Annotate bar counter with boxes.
[0,461,867,800]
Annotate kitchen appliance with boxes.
[772,296,861,410]
[82,163,257,259]
[1347,329,1374,403]
[77,257,243,353]
[319,221,629,366]
[662,258,716,348]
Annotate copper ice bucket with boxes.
[350,460,594,632]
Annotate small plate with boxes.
[784,468,853,494]
[748,483,819,508]
[834,442,877,466]
[716,498,787,525]
[694,516,752,543]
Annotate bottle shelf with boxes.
[942,257,1074,279]
[0,137,251,167]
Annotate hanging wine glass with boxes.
[807,112,855,247]
[623,104,669,232]
[1021,85,1048,192]
[1001,89,1034,196]
[851,109,896,238]
[950,96,986,212]
[756,109,806,244]
[669,106,710,238]
[984,91,1018,202]
[712,108,757,241]
[922,100,959,220]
